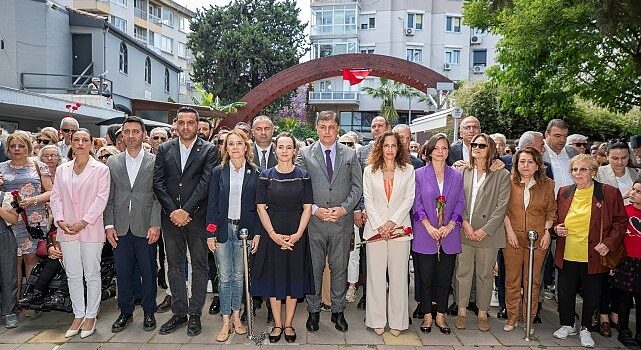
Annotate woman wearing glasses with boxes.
[455,133,510,332]
[34,129,59,156]
[552,154,626,348]
[96,146,120,165]
[50,128,110,339]
[0,131,53,300]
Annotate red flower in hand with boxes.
[206,223,218,233]
[404,226,413,234]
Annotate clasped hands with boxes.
[426,221,455,241]
[376,220,396,240]
[270,231,302,250]
[315,207,345,222]
[170,209,191,227]
[462,222,487,242]
[57,220,88,235]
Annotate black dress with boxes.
[250,166,315,300]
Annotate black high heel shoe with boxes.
[269,326,282,343]
[436,322,451,335]
[420,321,432,333]
[284,326,296,343]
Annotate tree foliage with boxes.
[463,0,641,118]
[188,0,308,106]
[360,78,419,123]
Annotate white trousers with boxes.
[365,239,410,330]
[60,240,103,318]
[347,226,361,284]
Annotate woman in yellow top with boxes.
[552,154,627,348]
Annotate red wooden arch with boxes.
[220,53,452,128]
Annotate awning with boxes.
[95,117,171,129]
[410,107,455,134]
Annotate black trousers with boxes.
[113,231,158,314]
[34,259,62,292]
[557,260,605,328]
[417,250,456,314]
[617,290,641,335]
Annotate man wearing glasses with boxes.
[149,128,170,154]
[57,117,79,160]
[447,116,481,166]
[566,134,588,155]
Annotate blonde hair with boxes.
[221,128,256,169]
[97,145,121,157]
[38,129,59,145]
[6,130,34,156]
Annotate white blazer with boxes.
[362,164,415,240]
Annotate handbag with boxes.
[599,205,626,269]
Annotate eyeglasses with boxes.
[37,139,51,145]
[152,136,167,141]
[462,125,480,131]
[61,128,76,133]
[97,154,112,161]
[571,167,592,173]
[573,143,588,147]
[340,142,354,147]
[470,142,488,150]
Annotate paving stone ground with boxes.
[0,278,628,349]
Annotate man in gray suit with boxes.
[296,111,362,332]
[104,116,162,333]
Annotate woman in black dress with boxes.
[252,132,314,343]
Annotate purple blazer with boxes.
[412,164,465,254]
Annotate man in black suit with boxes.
[153,106,218,336]
[446,116,481,166]
[251,115,277,170]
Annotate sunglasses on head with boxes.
[98,154,112,161]
[470,142,488,150]
[37,139,51,145]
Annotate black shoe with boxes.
[436,322,451,335]
[111,313,133,333]
[208,296,220,315]
[157,295,172,313]
[19,290,44,306]
[143,313,156,331]
[253,296,263,309]
[420,323,431,333]
[159,314,188,335]
[158,268,168,289]
[497,308,508,320]
[413,304,425,319]
[306,312,319,332]
[447,302,458,316]
[619,329,640,349]
[331,312,348,332]
[357,295,366,310]
[186,315,201,336]
[466,302,479,315]
[284,326,296,343]
[267,306,274,323]
[269,326,282,343]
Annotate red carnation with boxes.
[404,226,413,234]
[10,190,20,198]
[71,106,78,111]
[75,102,81,107]
[206,223,218,233]
[65,104,71,109]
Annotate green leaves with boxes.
[360,78,419,123]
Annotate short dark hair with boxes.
[424,133,450,162]
[198,117,212,129]
[122,115,146,131]
[176,106,199,120]
[546,119,569,132]
[316,110,339,125]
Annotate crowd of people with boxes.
[0,108,640,349]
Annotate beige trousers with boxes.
[456,244,498,311]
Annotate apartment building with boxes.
[308,0,499,137]
[74,0,195,103]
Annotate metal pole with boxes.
[239,228,253,339]
[525,230,538,341]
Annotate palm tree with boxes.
[192,83,246,113]
[360,77,420,123]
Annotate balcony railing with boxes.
[148,13,162,25]
[309,91,359,103]
[134,32,148,44]
[134,7,147,20]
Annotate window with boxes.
[446,16,462,32]
[110,15,127,32]
[111,0,126,6]
[360,16,375,30]
[445,48,461,64]
[164,68,170,92]
[144,57,151,84]
[407,13,423,30]
[473,49,487,66]
[162,8,174,27]
[313,38,358,58]
[148,5,161,24]
[406,48,423,62]
[312,5,357,35]
[119,42,128,74]
[319,80,332,91]
[178,16,189,32]
[360,48,374,54]
[134,25,147,44]
[177,42,188,59]
[179,71,186,84]
[159,35,173,54]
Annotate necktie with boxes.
[260,150,267,169]
[325,149,333,182]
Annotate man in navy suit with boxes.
[447,116,481,166]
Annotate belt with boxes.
[227,219,240,225]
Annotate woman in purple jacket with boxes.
[412,133,465,335]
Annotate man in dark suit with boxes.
[104,116,161,333]
[447,116,481,166]
[392,124,424,169]
[501,131,554,179]
[153,106,218,336]
[251,115,277,170]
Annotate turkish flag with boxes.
[342,68,372,85]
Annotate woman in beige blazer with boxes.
[363,131,415,337]
[456,133,511,332]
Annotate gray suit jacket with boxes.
[296,141,363,234]
[104,151,162,237]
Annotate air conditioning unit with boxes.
[473,65,485,74]
[443,63,451,71]
[470,35,482,44]
[405,28,414,36]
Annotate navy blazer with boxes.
[205,163,260,242]
[446,140,464,166]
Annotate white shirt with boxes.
[469,168,486,226]
[438,180,444,196]
[179,138,196,171]
[59,141,71,160]
[462,142,470,162]
[616,170,634,205]
[523,178,537,210]
[545,144,572,197]
[125,149,144,187]
[255,144,272,167]
[228,162,245,220]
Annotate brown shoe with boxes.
[599,321,612,337]
[455,315,466,330]
[216,322,233,342]
[478,317,490,332]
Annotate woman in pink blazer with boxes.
[50,128,110,339]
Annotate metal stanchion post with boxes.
[239,228,253,339]
[524,230,538,341]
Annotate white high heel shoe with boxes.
[80,318,97,338]
[65,318,84,338]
